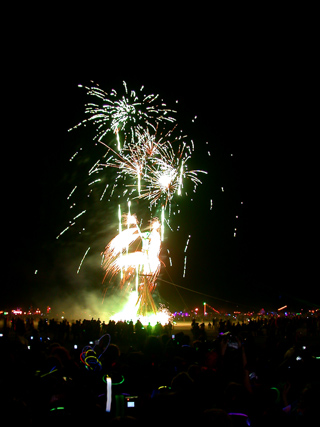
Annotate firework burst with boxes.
[102,213,162,315]
[96,124,206,208]
[61,80,207,322]
[69,81,177,150]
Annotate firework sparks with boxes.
[61,80,208,323]
[98,125,206,208]
[69,81,177,148]
[77,247,91,274]
[102,212,162,316]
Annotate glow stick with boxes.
[106,375,112,412]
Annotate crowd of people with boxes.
[1,313,320,426]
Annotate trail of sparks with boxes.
[183,256,188,278]
[67,186,77,200]
[56,222,75,239]
[183,235,191,278]
[73,210,86,221]
[77,247,91,274]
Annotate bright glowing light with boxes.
[102,211,162,316]
[105,375,112,412]
[158,170,176,189]
[62,81,208,322]
[111,291,172,325]
[111,291,139,322]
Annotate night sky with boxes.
[2,17,317,314]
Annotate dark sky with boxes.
[2,17,317,313]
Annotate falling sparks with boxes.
[183,255,188,278]
[73,210,86,221]
[77,247,91,274]
[56,222,75,239]
[184,235,191,253]
[100,184,109,201]
[88,178,101,186]
[67,186,77,200]
[182,235,192,278]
